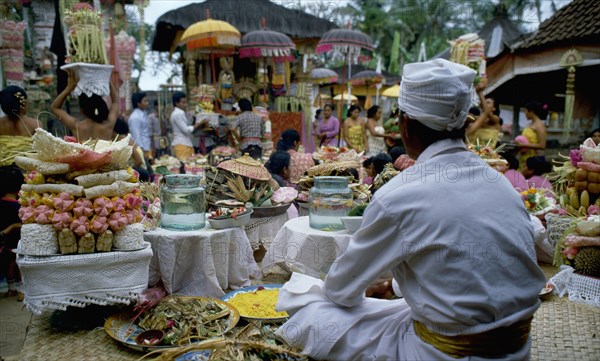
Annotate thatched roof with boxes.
[516,0,600,51]
[329,65,400,86]
[151,0,338,52]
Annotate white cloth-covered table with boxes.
[145,225,259,298]
[243,212,290,250]
[261,216,352,278]
[17,243,153,315]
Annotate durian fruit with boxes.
[574,247,600,277]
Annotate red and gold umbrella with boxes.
[309,68,338,85]
[349,70,385,109]
[239,19,295,63]
[317,23,373,145]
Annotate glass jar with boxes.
[160,174,206,231]
[309,176,353,230]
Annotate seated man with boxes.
[275,59,545,360]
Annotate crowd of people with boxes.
[1,56,599,359]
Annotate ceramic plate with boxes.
[112,242,151,252]
[539,283,555,298]
[221,284,288,323]
[13,248,61,257]
[175,350,212,361]
[250,203,291,218]
[104,297,239,352]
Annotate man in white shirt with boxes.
[275,59,546,360]
[128,92,152,160]
[170,91,204,160]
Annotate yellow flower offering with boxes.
[227,288,288,319]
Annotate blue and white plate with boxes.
[221,284,288,323]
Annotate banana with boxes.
[559,194,569,209]
[570,192,580,209]
[580,190,590,209]
[566,205,579,216]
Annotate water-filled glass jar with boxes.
[309,176,353,230]
[160,174,205,231]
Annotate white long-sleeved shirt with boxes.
[170,107,194,147]
[128,108,151,151]
[324,138,546,335]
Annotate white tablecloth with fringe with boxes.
[261,216,352,278]
[145,224,259,298]
[17,243,153,315]
[243,211,291,250]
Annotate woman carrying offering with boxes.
[51,70,119,142]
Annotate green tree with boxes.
[344,0,566,72]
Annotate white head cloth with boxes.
[399,58,476,132]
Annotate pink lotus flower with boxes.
[587,205,600,215]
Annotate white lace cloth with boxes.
[243,212,290,250]
[549,265,600,307]
[261,216,352,278]
[145,225,259,298]
[17,243,153,315]
[60,62,113,97]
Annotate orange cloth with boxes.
[173,144,194,160]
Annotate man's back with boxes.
[376,139,545,334]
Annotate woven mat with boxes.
[17,264,599,360]
[18,314,139,361]
[531,264,600,361]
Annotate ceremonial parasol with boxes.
[382,84,400,98]
[239,18,296,100]
[309,68,338,108]
[309,68,338,85]
[317,24,373,145]
[333,92,358,101]
[349,70,384,109]
[179,10,241,87]
[239,19,295,62]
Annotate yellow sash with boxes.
[413,317,532,358]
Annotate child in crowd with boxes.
[499,152,528,192]
[523,156,553,193]
[362,157,374,185]
[591,127,600,145]
[265,151,292,188]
